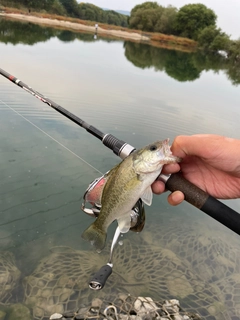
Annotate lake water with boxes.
[0,18,240,320]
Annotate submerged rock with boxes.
[8,303,31,320]
[0,310,6,320]
[57,294,201,320]
[0,251,21,305]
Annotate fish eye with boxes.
[149,145,157,151]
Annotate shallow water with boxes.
[0,18,240,319]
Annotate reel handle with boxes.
[89,264,112,290]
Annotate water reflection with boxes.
[124,41,237,83]
[0,17,116,44]
[125,42,201,81]
[0,17,239,85]
[0,17,57,45]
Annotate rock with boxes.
[0,310,6,320]
[50,313,63,320]
[0,252,21,304]
[8,303,31,320]
[91,298,103,308]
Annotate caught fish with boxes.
[81,139,181,252]
[82,174,146,232]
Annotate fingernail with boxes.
[171,191,184,205]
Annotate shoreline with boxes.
[0,12,150,42]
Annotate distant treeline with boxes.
[0,0,128,27]
[0,18,239,86]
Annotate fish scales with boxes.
[97,157,142,230]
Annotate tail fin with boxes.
[81,222,107,252]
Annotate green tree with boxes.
[85,8,95,21]
[129,2,160,30]
[198,25,219,49]
[58,0,80,18]
[174,4,217,40]
[133,8,162,32]
[130,1,159,15]
[129,3,177,34]
[78,3,128,26]
[50,0,67,15]
[128,8,143,30]
[7,0,55,10]
[154,5,177,34]
[228,39,240,62]
[198,26,230,51]
[1,0,66,14]
[38,0,56,11]
[210,34,231,51]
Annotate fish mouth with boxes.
[154,139,170,158]
[162,138,172,155]
[163,138,170,145]
[153,139,171,158]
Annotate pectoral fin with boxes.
[117,212,132,233]
[141,186,153,206]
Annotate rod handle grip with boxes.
[165,172,240,235]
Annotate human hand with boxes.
[152,134,240,205]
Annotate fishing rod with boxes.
[1,67,240,237]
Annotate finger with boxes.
[161,163,181,174]
[171,134,226,159]
[151,180,166,194]
[167,191,185,206]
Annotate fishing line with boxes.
[0,98,102,175]
[0,99,97,248]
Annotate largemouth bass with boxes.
[81,139,180,252]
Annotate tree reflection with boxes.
[125,42,201,81]
[124,41,240,85]
[0,18,58,45]
[57,30,77,42]
[164,51,201,81]
[0,18,115,44]
[226,63,240,85]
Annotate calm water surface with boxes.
[0,19,240,319]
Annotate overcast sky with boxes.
[87,0,240,39]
